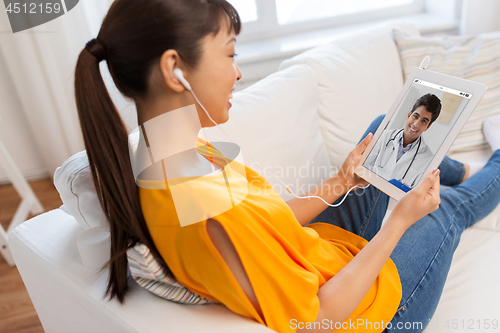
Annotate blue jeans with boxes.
[306,114,500,332]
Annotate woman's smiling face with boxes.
[187,17,242,127]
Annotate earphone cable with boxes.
[187,88,371,208]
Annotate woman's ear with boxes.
[159,50,187,93]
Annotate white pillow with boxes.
[393,28,500,154]
[279,22,419,169]
[54,151,107,229]
[206,64,331,202]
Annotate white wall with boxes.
[460,0,500,35]
[0,53,49,184]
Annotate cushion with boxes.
[279,22,419,169]
[127,243,219,305]
[393,28,500,154]
[53,151,107,229]
[206,64,331,202]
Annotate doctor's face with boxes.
[404,106,433,143]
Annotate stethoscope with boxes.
[378,128,421,185]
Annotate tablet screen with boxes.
[362,78,473,192]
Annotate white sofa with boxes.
[9,22,500,333]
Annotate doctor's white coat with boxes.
[363,128,434,188]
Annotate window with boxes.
[227,0,258,23]
[275,0,416,25]
[227,0,425,42]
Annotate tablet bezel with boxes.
[354,67,487,201]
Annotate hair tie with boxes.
[85,38,106,62]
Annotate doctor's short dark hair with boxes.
[409,93,442,127]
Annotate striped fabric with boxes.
[393,29,500,153]
[127,243,220,305]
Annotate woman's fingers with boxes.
[391,169,443,230]
[429,171,440,196]
[354,132,373,155]
[414,169,441,213]
[417,169,440,196]
[340,133,374,186]
[426,173,441,209]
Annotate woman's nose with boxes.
[233,63,242,81]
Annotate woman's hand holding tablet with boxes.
[354,67,487,201]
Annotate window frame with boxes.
[233,0,426,43]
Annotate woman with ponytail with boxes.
[73,1,500,332]
[74,0,243,304]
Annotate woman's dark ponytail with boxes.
[73,0,241,304]
[75,38,168,304]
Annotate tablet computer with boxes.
[354,67,487,201]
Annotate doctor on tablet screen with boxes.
[364,93,442,189]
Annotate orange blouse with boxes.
[138,137,402,332]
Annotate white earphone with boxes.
[172,67,369,208]
[173,68,192,91]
